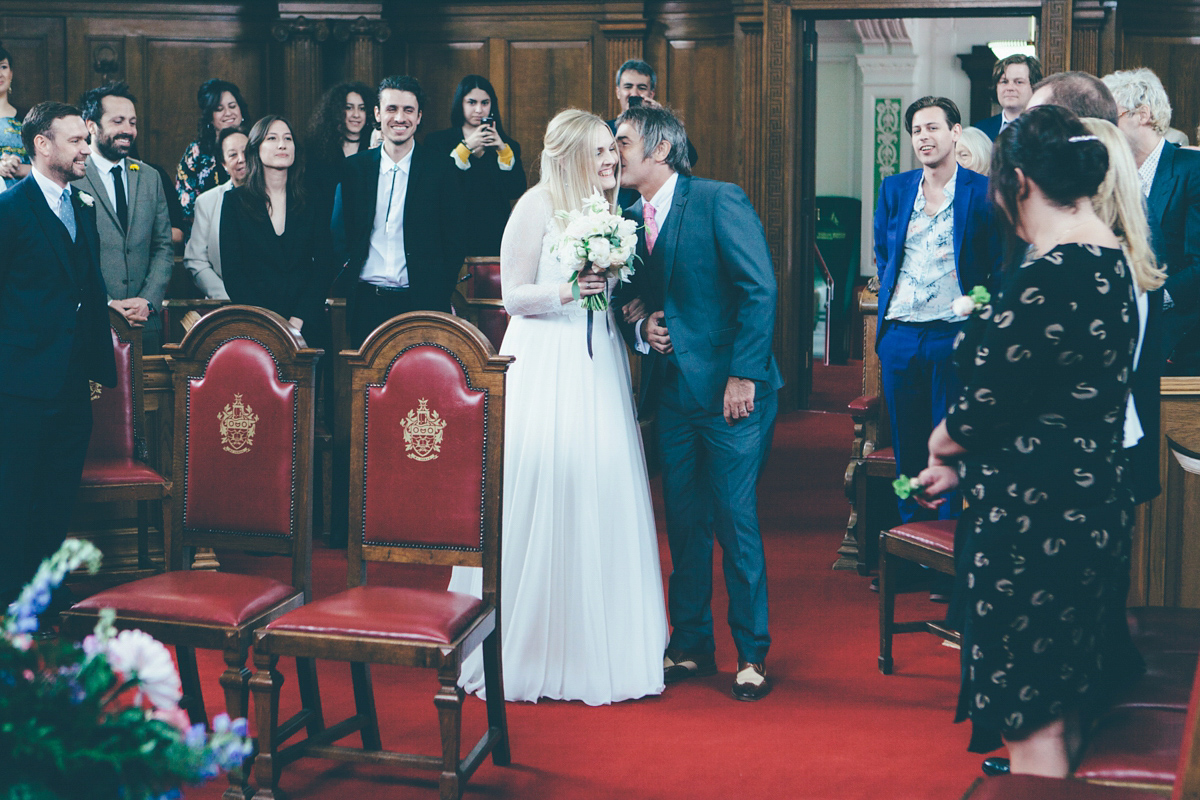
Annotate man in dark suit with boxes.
[615,105,783,701]
[1105,67,1200,376]
[332,75,464,346]
[0,102,116,605]
[873,97,999,529]
[975,54,1042,140]
[74,81,173,353]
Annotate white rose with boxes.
[618,218,638,238]
[104,628,183,710]
[951,295,976,317]
[620,234,638,252]
[588,236,612,268]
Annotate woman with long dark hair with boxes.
[424,75,526,256]
[917,105,1160,775]
[305,81,373,230]
[219,115,332,347]
[0,41,29,190]
[177,79,249,235]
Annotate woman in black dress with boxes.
[305,81,373,232]
[917,105,1161,775]
[424,75,526,256]
[220,115,332,348]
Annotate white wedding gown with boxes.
[449,187,668,705]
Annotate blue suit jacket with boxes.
[872,166,1000,346]
[615,175,784,415]
[0,175,115,398]
[975,113,1004,142]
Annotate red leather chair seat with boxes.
[847,395,879,415]
[1073,707,1186,787]
[864,446,895,462]
[968,775,1162,799]
[265,586,482,644]
[73,571,297,627]
[80,457,165,486]
[1113,650,1198,711]
[1126,607,1200,655]
[885,519,955,555]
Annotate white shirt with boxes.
[31,164,71,216]
[359,146,414,288]
[88,151,129,214]
[1137,137,1166,199]
[633,172,681,353]
[998,110,1019,134]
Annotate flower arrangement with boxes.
[1,539,253,800]
[554,189,640,313]
[951,285,992,317]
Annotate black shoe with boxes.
[663,649,718,684]
[981,757,1010,776]
[731,661,772,701]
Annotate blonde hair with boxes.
[537,109,618,229]
[1082,117,1164,291]
[955,127,993,175]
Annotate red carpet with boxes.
[185,409,985,799]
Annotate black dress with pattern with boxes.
[945,243,1139,753]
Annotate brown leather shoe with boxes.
[663,648,718,684]
[731,660,771,701]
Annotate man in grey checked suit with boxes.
[73,81,172,352]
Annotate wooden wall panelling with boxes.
[1122,35,1200,149]
[600,26,644,121]
[736,16,765,215]
[506,40,594,179]
[0,14,65,112]
[404,40,489,139]
[272,16,329,134]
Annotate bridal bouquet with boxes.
[555,189,640,312]
[1,539,254,800]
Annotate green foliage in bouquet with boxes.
[0,540,253,800]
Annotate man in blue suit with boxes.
[976,54,1042,141]
[874,96,999,529]
[0,102,115,605]
[615,106,783,701]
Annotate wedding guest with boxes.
[305,81,373,232]
[177,79,248,237]
[917,104,1159,775]
[955,126,992,175]
[220,115,332,350]
[423,75,526,256]
[448,109,668,705]
[184,126,248,299]
[0,42,30,192]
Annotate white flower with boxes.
[105,629,183,710]
[951,295,976,317]
[588,236,612,267]
[77,191,94,207]
[617,218,638,238]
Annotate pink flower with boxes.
[151,705,193,732]
[105,629,182,710]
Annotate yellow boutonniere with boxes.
[128,163,140,171]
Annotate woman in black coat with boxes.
[220,114,332,348]
[423,75,526,257]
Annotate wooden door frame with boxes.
[762,0,1070,410]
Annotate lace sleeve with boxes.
[501,188,564,317]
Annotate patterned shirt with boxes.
[1137,137,1165,199]
[886,167,966,322]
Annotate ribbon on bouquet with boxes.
[571,270,611,360]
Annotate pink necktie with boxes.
[644,203,659,254]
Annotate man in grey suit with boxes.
[74,81,172,352]
[615,105,783,701]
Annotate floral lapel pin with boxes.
[128,162,140,172]
[951,285,991,317]
[77,191,95,207]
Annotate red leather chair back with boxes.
[362,344,487,550]
[475,308,511,353]
[1172,646,1200,799]
[463,257,502,300]
[85,324,136,461]
[184,337,298,540]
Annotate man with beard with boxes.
[0,102,115,605]
[74,81,172,352]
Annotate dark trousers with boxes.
[878,319,963,523]
[351,282,415,347]
[657,361,776,664]
[0,375,93,605]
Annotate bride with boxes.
[449,108,668,705]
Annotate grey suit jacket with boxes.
[72,156,173,308]
[616,174,784,415]
[183,181,231,299]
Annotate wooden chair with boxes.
[839,280,900,574]
[878,519,960,674]
[61,305,323,799]
[74,307,172,580]
[250,311,513,800]
[453,256,509,351]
